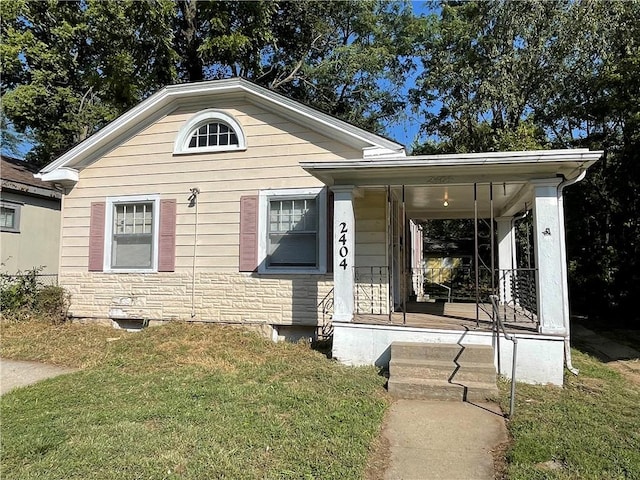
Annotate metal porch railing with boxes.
[497,268,538,326]
[491,294,518,418]
[354,266,389,315]
[318,288,334,340]
[412,266,495,303]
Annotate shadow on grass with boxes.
[311,338,332,358]
[570,319,640,363]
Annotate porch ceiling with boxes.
[301,148,602,218]
[401,182,528,220]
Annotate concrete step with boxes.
[388,377,500,402]
[390,342,495,364]
[389,358,497,384]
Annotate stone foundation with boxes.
[61,271,334,327]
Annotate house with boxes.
[1,155,61,276]
[37,78,602,386]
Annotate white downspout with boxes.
[557,170,587,376]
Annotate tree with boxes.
[1,0,177,167]
[412,0,640,324]
[558,2,640,321]
[1,0,423,167]
[179,0,423,132]
[410,0,577,153]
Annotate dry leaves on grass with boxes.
[0,320,118,368]
[0,320,329,376]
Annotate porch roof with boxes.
[301,148,603,218]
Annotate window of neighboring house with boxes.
[104,195,160,272]
[258,188,326,274]
[174,109,246,154]
[0,202,21,233]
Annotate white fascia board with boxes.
[39,78,404,175]
[300,149,603,186]
[301,149,603,170]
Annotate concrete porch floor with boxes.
[354,301,539,334]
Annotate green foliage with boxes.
[0,268,68,323]
[411,0,574,152]
[34,286,69,324]
[1,0,423,167]
[175,0,424,132]
[412,1,640,324]
[1,0,178,167]
[0,267,43,314]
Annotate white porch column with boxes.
[531,178,567,335]
[496,217,516,304]
[331,185,355,322]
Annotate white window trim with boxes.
[173,109,247,155]
[258,187,326,275]
[0,201,22,233]
[104,194,161,273]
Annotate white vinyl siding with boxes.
[60,102,360,274]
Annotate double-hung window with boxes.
[105,195,160,272]
[258,188,326,273]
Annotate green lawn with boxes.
[498,349,640,480]
[0,321,388,480]
[4,320,639,480]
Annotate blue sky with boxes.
[385,1,433,150]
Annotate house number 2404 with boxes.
[338,222,348,270]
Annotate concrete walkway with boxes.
[0,358,78,395]
[571,324,640,361]
[381,400,507,480]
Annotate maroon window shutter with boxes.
[88,202,106,271]
[239,195,259,272]
[326,190,334,273]
[158,199,177,272]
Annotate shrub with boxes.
[34,286,69,324]
[0,268,68,323]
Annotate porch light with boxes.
[443,200,449,207]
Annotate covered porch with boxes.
[302,149,602,385]
[354,300,537,334]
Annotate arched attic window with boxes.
[174,109,247,154]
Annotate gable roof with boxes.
[37,78,405,182]
[1,155,61,199]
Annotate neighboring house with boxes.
[37,78,602,385]
[1,155,61,275]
